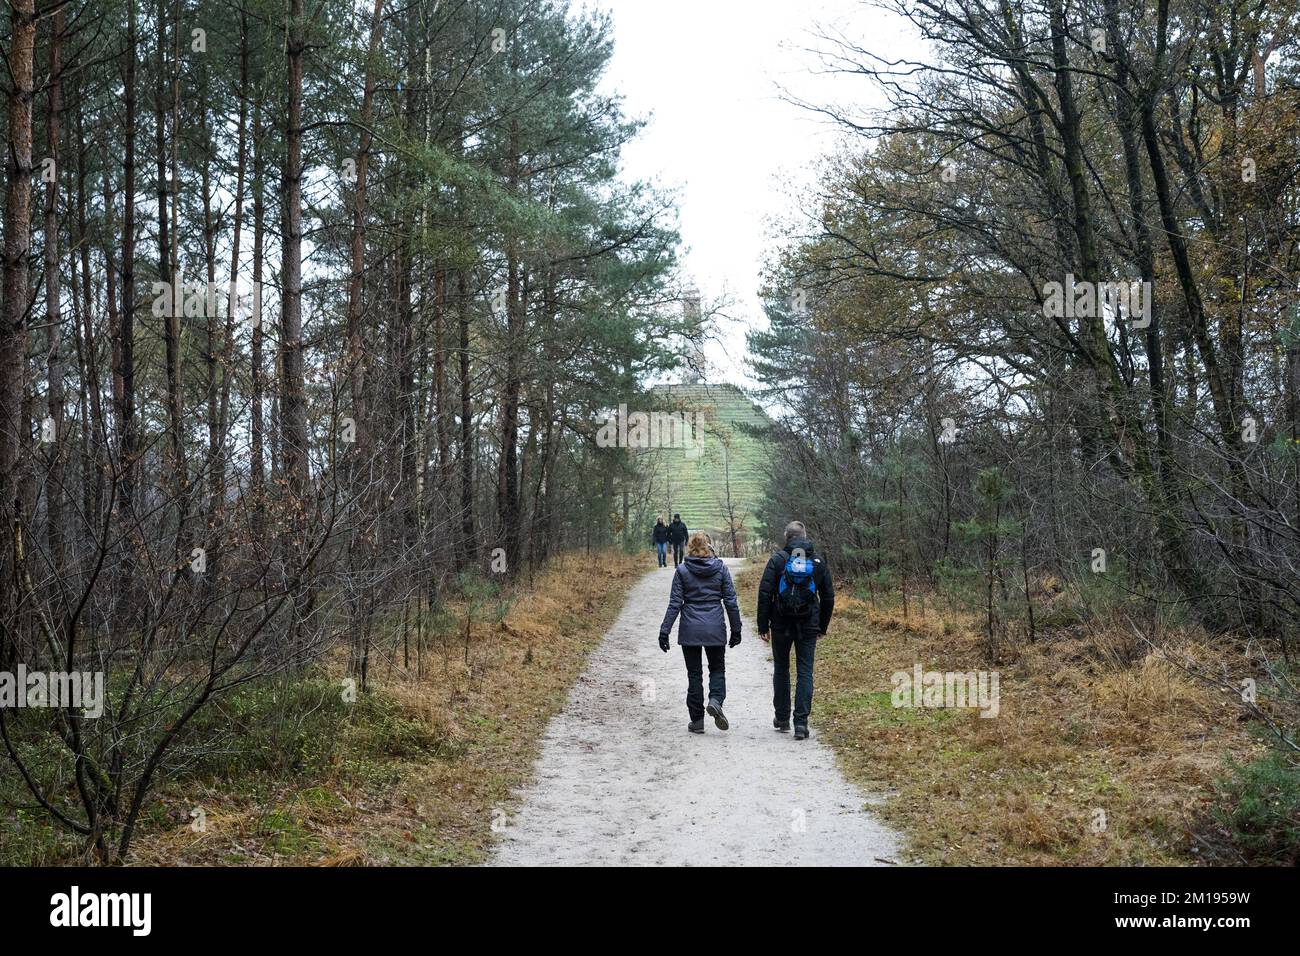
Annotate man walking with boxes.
[757,521,834,740]
[667,514,689,567]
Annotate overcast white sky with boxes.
[594,0,925,386]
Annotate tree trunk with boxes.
[281,0,309,502]
[74,92,106,528]
[219,10,251,532]
[43,5,66,569]
[281,0,315,645]
[250,92,265,536]
[0,0,36,610]
[344,0,385,472]
[200,90,221,529]
[498,256,522,572]
[155,0,185,517]
[458,270,475,566]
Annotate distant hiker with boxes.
[652,517,670,567]
[668,514,689,567]
[757,521,835,741]
[658,532,742,734]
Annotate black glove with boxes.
[659,633,670,653]
[729,632,742,648]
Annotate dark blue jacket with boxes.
[658,556,742,646]
[756,537,835,637]
[652,522,670,544]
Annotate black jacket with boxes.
[756,537,834,637]
[652,523,670,544]
[667,519,689,545]
[659,556,742,646]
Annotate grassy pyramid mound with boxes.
[640,383,773,552]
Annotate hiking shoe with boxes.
[793,724,809,740]
[706,700,729,731]
[773,718,790,733]
[688,718,705,734]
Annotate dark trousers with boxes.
[682,644,726,721]
[672,541,685,566]
[771,623,816,725]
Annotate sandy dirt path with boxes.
[490,559,904,866]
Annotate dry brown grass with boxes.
[737,565,1269,865]
[128,550,646,866]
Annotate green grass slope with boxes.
[640,383,773,550]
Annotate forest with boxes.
[2,0,1298,871]
[749,0,1299,862]
[0,0,694,863]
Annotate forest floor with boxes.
[5,552,1277,866]
[734,565,1273,865]
[490,559,903,865]
[0,551,647,866]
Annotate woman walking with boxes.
[657,532,742,733]
[652,517,670,567]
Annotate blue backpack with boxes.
[777,551,817,616]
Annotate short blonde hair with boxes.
[686,531,713,557]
